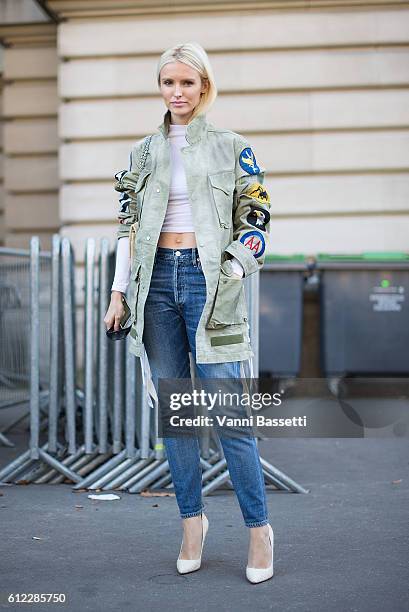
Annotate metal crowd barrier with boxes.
[0,235,307,495]
[0,245,52,447]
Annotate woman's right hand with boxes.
[104,291,126,331]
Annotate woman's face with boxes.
[159,61,207,124]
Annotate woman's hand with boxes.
[104,291,126,331]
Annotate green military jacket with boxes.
[114,109,271,364]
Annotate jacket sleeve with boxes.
[114,139,144,240]
[224,136,271,276]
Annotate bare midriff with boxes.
[157,231,197,248]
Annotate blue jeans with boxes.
[143,246,268,528]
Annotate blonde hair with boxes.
[156,42,217,120]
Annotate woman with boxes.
[104,42,273,584]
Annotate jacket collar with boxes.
[157,109,208,144]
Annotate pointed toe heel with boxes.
[177,512,209,575]
[246,523,274,584]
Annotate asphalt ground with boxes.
[0,409,408,612]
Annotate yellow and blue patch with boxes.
[239,147,260,175]
[244,182,270,204]
[240,230,265,258]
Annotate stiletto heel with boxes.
[177,512,209,574]
[246,523,274,584]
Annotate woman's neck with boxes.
[169,111,193,126]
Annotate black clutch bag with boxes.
[106,294,132,340]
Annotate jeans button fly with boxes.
[175,250,181,256]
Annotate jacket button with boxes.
[156,187,160,193]
[146,235,151,241]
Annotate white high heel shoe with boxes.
[177,512,209,575]
[246,523,274,584]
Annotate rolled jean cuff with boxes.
[246,518,269,528]
[180,507,205,519]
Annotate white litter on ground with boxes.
[87,493,121,501]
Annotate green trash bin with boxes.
[317,251,409,376]
[259,254,307,377]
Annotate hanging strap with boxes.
[129,135,152,260]
[138,134,152,172]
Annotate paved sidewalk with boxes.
[0,424,408,612]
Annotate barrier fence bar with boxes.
[29,237,40,460]
[84,238,96,454]
[112,341,124,454]
[48,235,62,454]
[61,237,77,455]
[98,238,110,454]
[125,347,137,459]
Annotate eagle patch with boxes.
[246,206,270,232]
[239,147,260,175]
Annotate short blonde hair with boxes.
[156,42,217,120]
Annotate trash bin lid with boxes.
[265,253,306,263]
[317,251,409,262]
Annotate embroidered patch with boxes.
[114,169,128,182]
[211,333,244,347]
[119,192,131,213]
[239,147,260,175]
[240,230,265,258]
[244,182,270,204]
[246,206,270,232]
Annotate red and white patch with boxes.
[240,230,266,258]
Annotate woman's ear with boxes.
[201,78,209,94]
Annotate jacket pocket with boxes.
[209,171,235,229]
[206,263,245,329]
